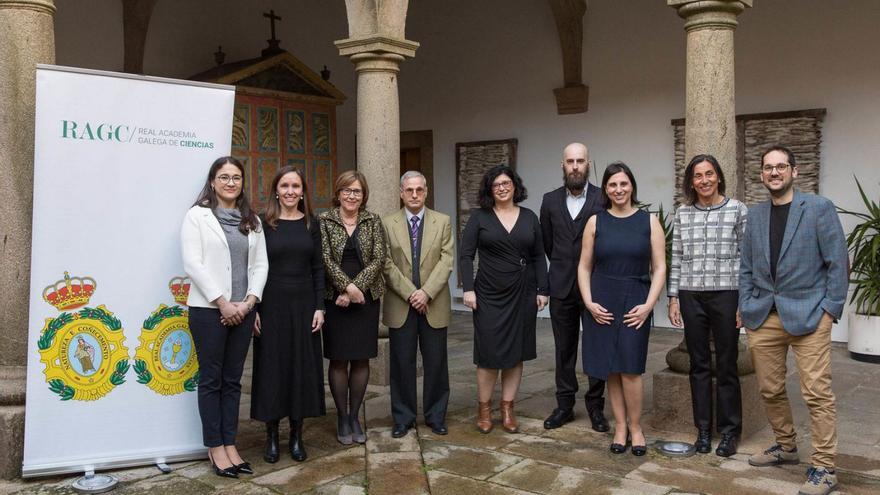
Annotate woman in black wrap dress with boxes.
[460,165,548,434]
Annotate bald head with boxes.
[563,143,587,159]
[561,143,589,192]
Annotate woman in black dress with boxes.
[460,165,548,434]
[251,166,325,463]
[318,170,386,445]
[577,162,666,456]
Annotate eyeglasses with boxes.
[492,180,513,191]
[403,187,426,195]
[762,163,791,174]
[341,188,363,197]
[216,174,243,184]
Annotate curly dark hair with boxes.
[599,161,638,208]
[682,154,726,205]
[477,165,527,209]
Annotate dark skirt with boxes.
[582,273,652,380]
[472,268,538,369]
[323,294,380,360]
[251,279,326,421]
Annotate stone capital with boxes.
[668,0,752,31]
[0,0,56,14]
[335,35,419,59]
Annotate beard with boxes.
[564,171,587,191]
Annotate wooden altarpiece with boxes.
[191,50,346,212]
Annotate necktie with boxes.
[410,216,421,287]
[410,216,420,250]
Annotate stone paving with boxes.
[3,312,880,494]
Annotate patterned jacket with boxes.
[319,208,387,301]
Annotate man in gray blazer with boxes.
[739,145,848,495]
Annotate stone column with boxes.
[669,0,751,193]
[0,0,56,479]
[336,37,418,385]
[653,1,759,436]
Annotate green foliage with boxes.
[639,203,674,273]
[837,177,880,316]
[183,370,200,392]
[38,312,73,350]
[110,359,130,386]
[78,307,122,331]
[48,378,75,401]
[133,359,152,384]
[142,306,186,330]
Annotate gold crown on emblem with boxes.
[169,276,191,304]
[42,271,96,311]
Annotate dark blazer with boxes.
[318,208,387,301]
[540,183,603,299]
[739,190,848,335]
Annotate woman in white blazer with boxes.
[181,156,268,478]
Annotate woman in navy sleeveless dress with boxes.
[578,162,666,457]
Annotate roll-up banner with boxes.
[23,65,235,477]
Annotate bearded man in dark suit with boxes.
[539,142,609,431]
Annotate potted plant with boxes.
[838,178,880,363]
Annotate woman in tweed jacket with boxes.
[318,170,386,445]
[668,154,748,459]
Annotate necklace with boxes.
[341,215,358,227]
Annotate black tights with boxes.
[328,359,370,418]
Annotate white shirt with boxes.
[405,207,425,226]
[566,188,586,220]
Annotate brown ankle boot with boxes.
[500,400,519,433]
[476,400,493,434]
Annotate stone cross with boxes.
[263,9,281,42]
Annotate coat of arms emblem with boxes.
[133,276,199,396]
[37,272,130,401]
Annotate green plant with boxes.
[639,203,674,272]
[837,177,880,316]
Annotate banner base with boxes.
[72,470,118,493]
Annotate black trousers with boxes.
[189,307,255,447]
[679,290,742,435]
[550,284,605,412]
[389,308,450,426]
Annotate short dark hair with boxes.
[600,161,638,208]
[761,145,796,167]
[332,170,369,210]
[477,165,527,209]
[682,154,726,205]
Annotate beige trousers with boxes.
[747,312,837,468]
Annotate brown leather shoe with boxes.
[499,400,519,433]
[476,400,493,434]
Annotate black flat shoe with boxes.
[631,445,647,456]
[610,443,628,454]
[234,461,254,475]
[426,422,448,435]
[589,409,610,433]
[715,433,738,457]
[392,422,414,438]
[695,428,712,454]
[543,408,574,430]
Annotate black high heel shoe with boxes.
[610,442,628,454]
[610,432,629,454]
[208,450,239,479]
[234,461,254,475]
[631,431,647,457]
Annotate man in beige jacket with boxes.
[382,171,455,438]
